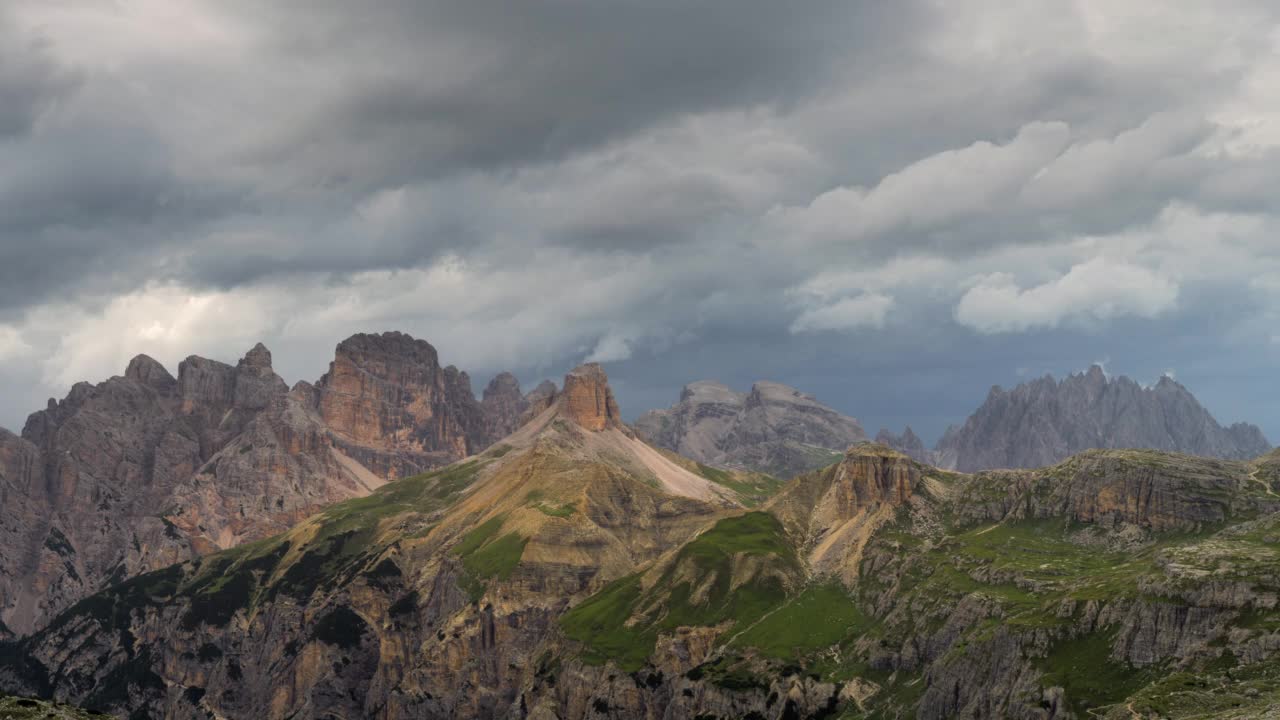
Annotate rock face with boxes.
[635,380,867,479]
[0,332,520,637]
[315,332,490,478]
[934,365,1272,472]
[558,363,622,431]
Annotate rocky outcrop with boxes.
[636,379,867,479]
[769,444,919,582]
[480,372,529,443]
[935,365,1272,472]
[558,364,622,431]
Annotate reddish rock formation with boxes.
[558,363,622,431]
[315,332,488,478]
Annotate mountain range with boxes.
[2,363,1279,719]
[2,336,1279,719]
[931,366,1272,472]
[0,332,537,637]
[641,367,1271,476]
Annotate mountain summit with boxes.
[934,365,1272,472]
[635,380,867,478]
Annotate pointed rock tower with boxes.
[558,363,622,431]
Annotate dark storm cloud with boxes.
[0,13,80,138]
[233,0,927,186]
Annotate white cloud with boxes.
[790,293,894,333]
[584,330,636,364]
[954,257,1178,334]
[0,325,31,361]
[778,121,1070,244]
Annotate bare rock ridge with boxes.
[635,379,867,478]
[934,365,1272,472]
[0,331,521,637]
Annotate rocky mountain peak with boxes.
[637,378,867,478]
[316,331,488,476]
[519,380,559,424]
[558,363,622,431]
[935,366,1272,472]
[480,372,529,441]
[124,354,176,393]
[875,425,930,463]
[238,342,274,372]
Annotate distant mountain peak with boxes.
[636,379,866,478]
[935,366,1272,472]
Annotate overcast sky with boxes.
[2,1,1280,444]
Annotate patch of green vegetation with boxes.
[561,512,801,671]
[454,515,507,558]
[533,503,576,518]
[732,583,870,658]
[462,533,527,581]
[686,655,770,692]
[692,464,784,508]
[560,574,655,671]
[1039,630,1152,712]
[452,514,528,601]
[525,492,576,517]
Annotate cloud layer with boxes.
[2,0,1280,443]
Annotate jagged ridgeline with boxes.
[3,365,1280,719]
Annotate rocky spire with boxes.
[558,363,621,431]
